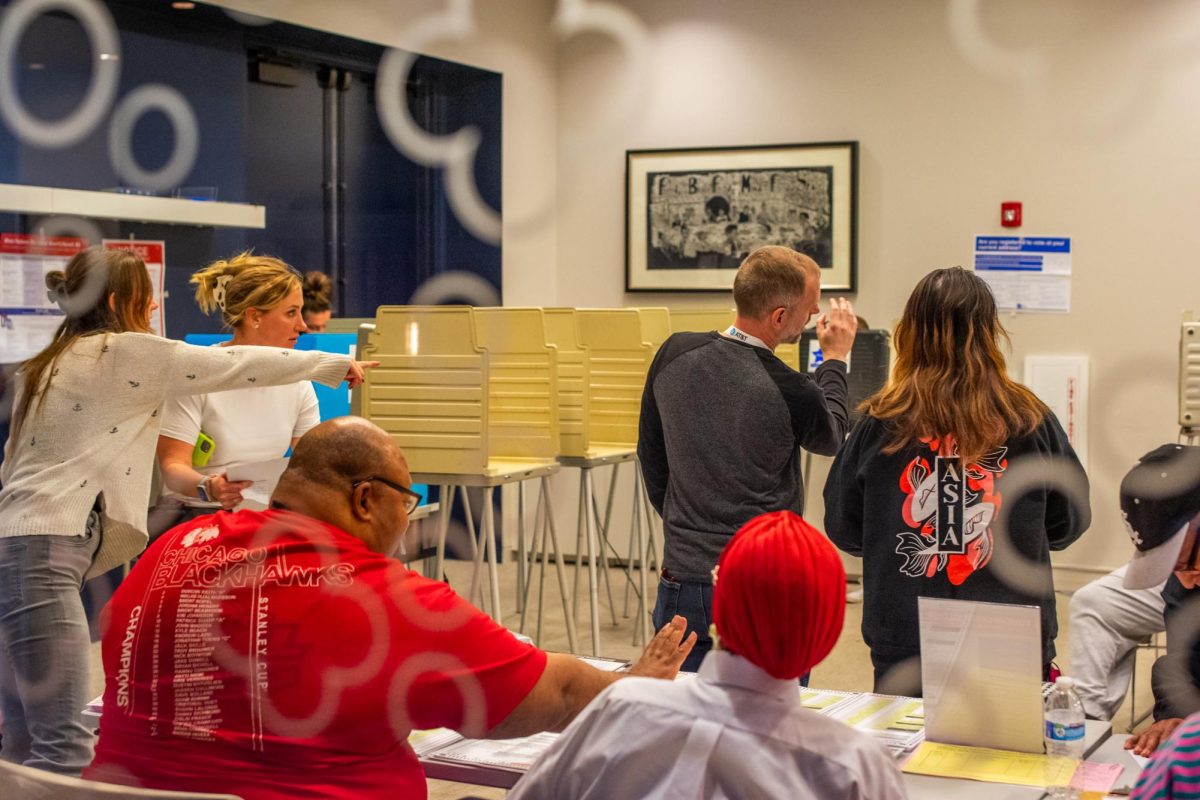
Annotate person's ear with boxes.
[349,482,374,522]
[107,292,117,313]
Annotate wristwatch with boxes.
[196,476,213,503]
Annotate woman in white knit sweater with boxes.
[0,246,371,775]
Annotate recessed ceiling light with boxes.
[99,53,119,61]
[27,63,44,70]
[172,1,195,8]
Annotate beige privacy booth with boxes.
[359,306,571,647]
[474,306,577,651]
[560,308,661,651]
[667,307,734,336]
[668,305,802,368]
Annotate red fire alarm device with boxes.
[1001,202,1022,227]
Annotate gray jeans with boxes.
[1068,564,1166,720]
[0,514,101,776]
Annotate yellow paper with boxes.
[845,697,893,726]
[902,741,1076,787]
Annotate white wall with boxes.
[210,0,1200,580]
[553,0,1200,580]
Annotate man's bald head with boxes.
[732,246,818,320]
[281,416,405,492]
[273,417,412,555]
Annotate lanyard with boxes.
[723,325,770,351]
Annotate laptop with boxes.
[918,597,1045,754]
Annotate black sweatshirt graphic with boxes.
[824,414,1091,666]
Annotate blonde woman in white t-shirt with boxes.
[0,247,373,776]
[155,253,325,518]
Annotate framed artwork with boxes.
[625,141,858,293]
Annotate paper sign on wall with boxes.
[103,239,166,335]
[974,236,1071,313]
[0,233,87,363]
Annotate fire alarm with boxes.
[1001,202,1022,227]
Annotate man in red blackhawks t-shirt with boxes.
[86,417,695,799]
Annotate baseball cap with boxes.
[1121,443,1200,590]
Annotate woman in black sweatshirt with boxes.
[824,266,1091,694]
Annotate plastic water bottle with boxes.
[1044,676,1085,800]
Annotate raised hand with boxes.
[626,615,697,680]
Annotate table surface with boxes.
[900,721,1114,800]
[421,713,1116,799]
[1086,734,1145,797]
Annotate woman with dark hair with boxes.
[0,246,371,775]
[301,270,333,332]
[824,266,1091,693]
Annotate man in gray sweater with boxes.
[638,246,857,671]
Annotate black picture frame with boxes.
[625,141,858,293]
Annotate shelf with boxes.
[0,183,266,229]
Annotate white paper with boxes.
[429,731,559,771]
[974,235,1072,313]
[225,457,289,510]
[577,656,629,672]
[0,311,65,362]
[977,271,1071,312]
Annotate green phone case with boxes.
[192,432,215,468]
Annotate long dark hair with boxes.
[15,246,153,431]
[862,267,1047,464]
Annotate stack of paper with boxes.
[408,727,463,757]
[423,731,559,784]
[577,656,629,672]
[822,693,926,758]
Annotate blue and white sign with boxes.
[974,236,1071,275]
[973,235,1072,313]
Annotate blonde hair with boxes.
[732,246,815,319]
[191,251,301,329]
[18,246,153,431]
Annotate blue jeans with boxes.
[652,573,809,684]
[652,575,713,673]
[0,520,100,776]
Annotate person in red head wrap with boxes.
[713,510,846,680]
[511,511,907,800]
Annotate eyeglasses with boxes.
[351,476,422,514]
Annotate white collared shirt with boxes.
[510,651,908,800]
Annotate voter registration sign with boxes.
[973,236,1071,313]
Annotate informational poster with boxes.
[973,235,1072,313]
[0,233,87,363]
[104,239,166,335]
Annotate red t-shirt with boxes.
[86,509,547,799]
